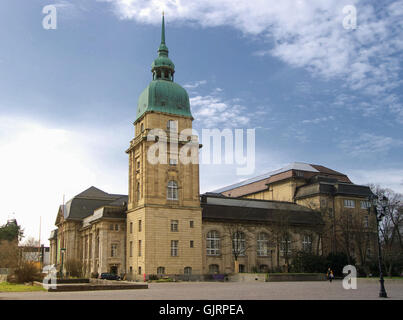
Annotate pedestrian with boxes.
[329,270,334,282]
[326,267,334,283]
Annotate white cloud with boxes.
[302,116,334,124]
[183,80,207,89]
[0,116,128,245]
[348,168,403,194]
[102,0,403,121]
[339,133,403,157]
[190,91,252,128]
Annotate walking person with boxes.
[327,267,334,283]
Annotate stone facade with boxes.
[49,17,377,279]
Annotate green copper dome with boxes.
[135,14,192,122]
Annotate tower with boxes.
[126,14,202,278]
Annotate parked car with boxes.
[99,273,121,280]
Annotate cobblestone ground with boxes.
[1,279,402,300]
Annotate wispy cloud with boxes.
[339,133,403,157]
[102,0,403,123]
[191,92,251,128]
[302,116,334,125]
[183,80,207,89]
[348,168,403,193]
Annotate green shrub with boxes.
[291,251,327,273]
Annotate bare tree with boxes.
[369,184,403,276]
[221,223,254,273]
[268,211,296,272]
[20,237,40,262]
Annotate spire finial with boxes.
[161,12,166,45]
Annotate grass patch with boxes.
[154,278,174,283]
[0,282,46,292]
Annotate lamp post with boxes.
[368,194,388,298]
[60,248,66,279]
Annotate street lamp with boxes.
[368,194,388,298]
[60,248,66,279]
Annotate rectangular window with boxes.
[280,238,291,255]
[360,201,371,209]
[302,235,312,252]
[138,220,142,232]
[169,158,178,166]
[109,224,114,230]
[114,224,119,231]
[364,215,369,228]
[171,240,178,257]
[111,244,117,257]
[344,199,355,208]
[171,220,178,232]
[190,221,194,228]
[138,240,142,256]
[130,222,133,234]
[129,241,133,257]
[190,240,194,248]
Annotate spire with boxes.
[161,11,165,45]
[152,13,175,81]
[158,12,169,57]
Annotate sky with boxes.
[0,0,402,245]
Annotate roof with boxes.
[135,15,192,122]
[202,204,323,226]
[295,182,373,200]
[136,80,192,122]
[61,186,127,221]
[201,193,323,226]
[213,162,351,197]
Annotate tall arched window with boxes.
[209,264,219,274]
[232,231,246,256]
[140,123,144,133]
[257,232,269,256]
[184,267,192,275]
[167,181,178,200]
[206,230,220,255]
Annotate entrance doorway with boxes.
[110,265,118,275]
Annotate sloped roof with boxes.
[61,187,127,221]
[213,162,350,197]
[201,193,323,226]
[202,204,323,226]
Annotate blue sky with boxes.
[0,0,402,243]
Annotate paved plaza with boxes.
[0,279,402,300]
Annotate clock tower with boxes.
[126,14,202,278]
